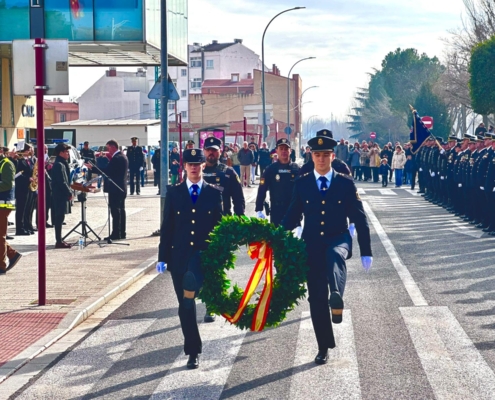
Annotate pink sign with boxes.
[199,130,225,148]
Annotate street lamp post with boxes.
[286,57,315,139]
[306,115,319,139]
[261,6,305,141]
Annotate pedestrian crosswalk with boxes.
[357,187,421,196]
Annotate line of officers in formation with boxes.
[415,132,495,234]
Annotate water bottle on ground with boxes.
[78,236,84,250]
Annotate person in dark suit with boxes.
[15,144,35,236]
[80,141,96,181]
[127,136,144,195]
[51,143,73,249]
[151,142,161,195]
[281,135,373,365]
[156,148,223,369]
[88,139,128,240]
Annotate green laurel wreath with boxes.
[199,215,309,330]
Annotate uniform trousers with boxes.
[24,191,37,230]
[52,211,66,243]
[108,192,126,238]
[129,168,141,194]
[15,188,28,232]
[170,252,204,355]
[0,208,16,271]
[305,233,351,351]
[270,203,290,227]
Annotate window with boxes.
[191,78,202,89]
[190,57,202,68]
[206,60,214,69]
[231,74,239,82]
[181,111,187,119]
[181,69,187,77]
[168,102,175,110]
[31,0,41,6]
[60,113,66,122]
[181,90,187,98]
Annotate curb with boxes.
[0,257,156,385]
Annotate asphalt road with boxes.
[9,183,495,399]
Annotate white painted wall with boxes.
[67,125,158,147]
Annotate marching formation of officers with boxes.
[415,131,495,234]
[157,130,373,369]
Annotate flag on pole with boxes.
[409,105,431,152]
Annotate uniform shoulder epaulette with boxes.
[337,172,353,180]
[303,172,311,177]
[209,184,224,192]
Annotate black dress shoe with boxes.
[314,350,328,365]
[46,223,53,228]
[16,230,30,236]
[482,227,492,232]
[104,235,120,241]
[7,252,22,271]
[329,291,344,324]
[187,354,199,369]
[6,235,13,240]
[476,223,485,228]
[489,231,495,236]
[204,313,216,323]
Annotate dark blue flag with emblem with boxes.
[409,105,432,153]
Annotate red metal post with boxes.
[178,113,183,181]
[34,38,47,306]
[243,117,247,142]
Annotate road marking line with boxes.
[290,310,361,399]
[363,201,428,306]
[151,320,246,399]
[401,306,495,400]
[357,188,366,195]
[378,189,397,195]
[15,319,155,399]
[404,189,421,196]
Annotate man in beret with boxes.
[156,148,223,369]
[281,135,373,365]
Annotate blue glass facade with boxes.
[0,1,30,40]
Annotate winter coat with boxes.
[349,149,361,167]
[237,148,254,166]
[369,148,381,167]
[392,151,406,169]
[335,143,350,162]
[360,149,370,167]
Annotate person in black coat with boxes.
[51,143,73,249]
[281,135,373,366]
[126,136,144,195]
[80,141,95,181]
[157,148,223,369]
[151,142,161,194]
[15,144,35,236]
[89,139,128,240]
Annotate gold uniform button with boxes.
[321,221,325,225]
[192,209,196,213]
[177,211,180,214]
[320,232,324,236]
[190,242,194,246]
[322,211,325,215]
[208,211,211,214]
[322,200,325,204]
[192,220,195,224]
[191,231,195,235]
[306,200,309,203]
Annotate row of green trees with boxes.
[347,48,451,145]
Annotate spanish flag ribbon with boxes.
[222,241,274,331]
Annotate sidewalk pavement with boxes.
[0,181,260,383]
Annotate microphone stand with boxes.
[88,159,130,246]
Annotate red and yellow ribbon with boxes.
[222,241,274,331]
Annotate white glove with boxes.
[348,223,356,238]
[440,176,444,180]
[293,226,303,239]
[458,183,462,188]
[440,149,445,154]
[419,168,423,172]
[156,262,167,274]
[481,186,485,191]
[139,167,144,171]
[493,187,495,192]
[153,169,156,172]
[361,256,373,273]
[431,172,435,177]
[256,211,266,219]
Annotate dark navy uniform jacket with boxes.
[127,145,145,170]
[158,180,222,273]
[281,171,372,259]
[203,163,245,216]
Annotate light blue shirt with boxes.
[187,178,203,196]
[314,169,334,190]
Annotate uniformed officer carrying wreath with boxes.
[255,138,300,226]
[156,148,223,370]
[281,135,373,365]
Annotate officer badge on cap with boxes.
[318,138,323,145]
[191,149,196,156]
[183,148,205,163]
[276,138,291,148]
[308,135,338,151]
[216,177,220,182]
[204,137,222,150]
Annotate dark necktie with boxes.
[191,184,199,204]
[319,176,328,196]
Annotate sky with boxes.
[66,0,467,122]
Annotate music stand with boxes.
[62,183,101,247]
[88,160,130,247]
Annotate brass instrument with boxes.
[29,159,38,191]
